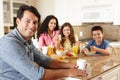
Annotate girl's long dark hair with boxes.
[37,15,59,39]
[60,22,76,47]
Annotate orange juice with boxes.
[47,46,54,56]
[72,46,78,54]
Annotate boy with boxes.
[83,26,110,55]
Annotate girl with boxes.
[55,22,79,52]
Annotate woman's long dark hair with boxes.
[37,15,59,39]
[60,22,76,47]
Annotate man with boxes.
[0,5,87,80]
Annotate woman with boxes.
[55,22,79,51]
[37,15,59,50]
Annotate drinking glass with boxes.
[72,45,78,54]
[42,46,48,55]
[47,46,54,56]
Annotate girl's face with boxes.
[92,30,103,42]
[63,26,71,38]
[48,19,56,31]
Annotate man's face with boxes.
[16,10,38,41]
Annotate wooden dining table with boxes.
[53,53,120,80]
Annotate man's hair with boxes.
[17,4,41,22]
[91,26,103,33]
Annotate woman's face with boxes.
[63,26,71,38]
[48,19,56,31]
[92,30,103,42]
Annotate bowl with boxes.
[56,50,64,56]
[85,51,95,56]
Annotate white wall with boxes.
[35,0,55,22]
[28,0,36,6]
[113,0,120,25]
[35,0,82,25]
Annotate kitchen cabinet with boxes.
[54,0,82,25]
[0,0,11,36]
[3,0,35,34]
[81,0,120,25]
[9,0,36,33]
[3,0,29,34]
[12,0,35,17]
[91,65,120,80]
[0,0,4,37]
[13,0,28,17]
[81,0,113,7]
[3,0,13,26]
[81,0,113,23]
[13,0,37,17]
[36,0,82,25]
[113,0,120,25]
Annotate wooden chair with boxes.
[110,45,117,55]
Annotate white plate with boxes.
[56,51,64,56]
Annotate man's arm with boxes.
[42,67,87,80]
[41,59,87,80]
[0,39,45,80]
[48,59,77,69]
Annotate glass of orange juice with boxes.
[72,45,78,54]
[47,46,54,56]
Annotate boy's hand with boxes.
[90,46,97,52]
[82,48,89,54]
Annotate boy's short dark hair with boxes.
[17,4,41,22]
[91,26,103,33]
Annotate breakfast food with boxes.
[56,47,64,56]
[57,47,64,51]
[66,51,73,57]
[66,51,77,57]
[83,48,95,56]
[90,46,96,53]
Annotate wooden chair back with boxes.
[110,45,117,55]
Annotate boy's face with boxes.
[92,30,103,42]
